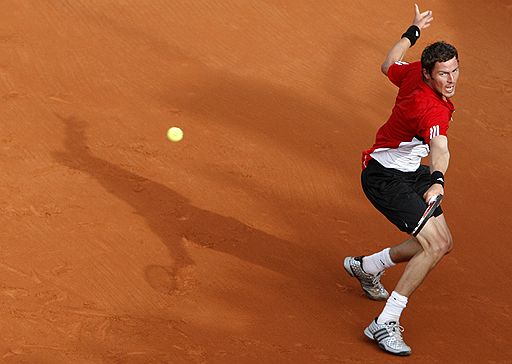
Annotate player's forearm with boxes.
[381,4,433,75]
[381,38,411,75]
[429,135,450,174]
[429,150,450,175]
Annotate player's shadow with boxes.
[53,115,319,295]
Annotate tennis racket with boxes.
[412,194,443,236]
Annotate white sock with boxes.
[362,247,395,275]
[377,291,408,324]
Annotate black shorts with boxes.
[361,159,443,234]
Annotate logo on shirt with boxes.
[430,125,440,140]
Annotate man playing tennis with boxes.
[344,4,459,356]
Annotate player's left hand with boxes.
[413,4,434,30]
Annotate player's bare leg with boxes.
[389,237,422,263]
[394,215,453,296]
[388,213,452,264]
[365,215,453,356]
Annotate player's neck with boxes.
[423,79,448,101]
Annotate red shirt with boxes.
[362,61,455,172]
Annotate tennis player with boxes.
[344,4,459,356]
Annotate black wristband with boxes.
[401,25,420,47]
[430,171,445,187]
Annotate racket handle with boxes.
[428,194,443,205]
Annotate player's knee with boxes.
[431,234,452,259]
[421,230,450,259]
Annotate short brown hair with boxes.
[421,41,458,76]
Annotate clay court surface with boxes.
[1,1,511,363]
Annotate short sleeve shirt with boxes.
[362,61,455,172]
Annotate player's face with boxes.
[424,57,460,99]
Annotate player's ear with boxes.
[422,68,431,80]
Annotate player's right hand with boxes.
[423,184,444,204]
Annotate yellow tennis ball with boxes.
[167,127,183,142]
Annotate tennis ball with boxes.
[167,127,183,142]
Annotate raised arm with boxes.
[381,4,434,75]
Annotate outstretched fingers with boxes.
[413,4,434,29]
